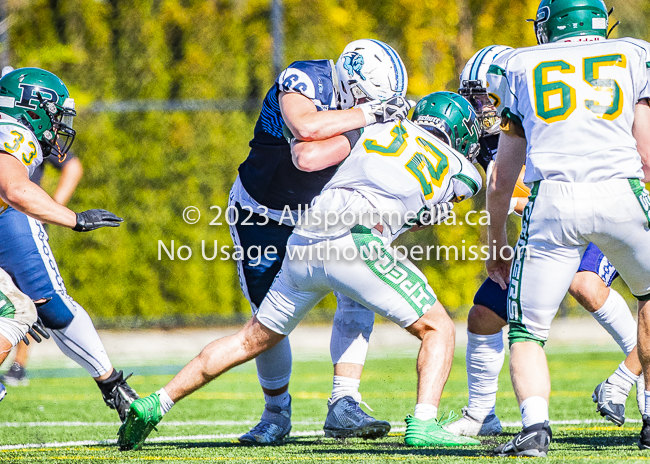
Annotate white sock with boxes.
[332,376,361,403]
[157,388,175,416]
[607,361,639,394]
[265,391,291,409]
[414,403,438,421]
[590,289,637,356]
[520,396,549,429]
[644,391,650,417]
[466,331,505,420]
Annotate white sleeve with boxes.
[451,156,483,202]
[638,41,650,101]
[486,52,524,124]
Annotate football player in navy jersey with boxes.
[228,39,412,443]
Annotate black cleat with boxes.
[494,421,552,457]
[639,415,650,450]
[96,369,139,422]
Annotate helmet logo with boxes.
[462,114,478,140]
[342,53,366,81]
[15,84,58,110]
[536,6,550,23]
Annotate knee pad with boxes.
[37,293,75,330]
[331,294,375,365]
[0,270,37,346]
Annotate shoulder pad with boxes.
[277,60,335,107]
[0,122,42,175]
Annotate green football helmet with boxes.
[411,91,481,161]
[0,67,75,159]
[534,0,608,44]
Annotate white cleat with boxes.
[442,406,502,437]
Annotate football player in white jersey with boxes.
[445,44,643,438]
[485,0,650,456]
[117,91,485,450]
[0,68,130,409]
[231,39,412,443]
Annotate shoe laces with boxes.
[437,411,459,427]
[342,397,374,418]
[248,419,278,437]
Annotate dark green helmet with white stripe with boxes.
[0,67,75,159]
[534,0,609,44]
[411,91,480,162]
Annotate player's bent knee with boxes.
[0,289,37,348]
[406,301,454,340]
[240,316,286,358]
[467,304,507,335]
[569,272,610,312]
[36,293,75,330]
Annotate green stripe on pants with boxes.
[507,181,546,347]
[350,225,436,317]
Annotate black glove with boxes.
[73,209,123,232]
[359,96,415,124]
[22,318,50,345]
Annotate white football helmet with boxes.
[459,45,513,87]
[459,45,513,136]
[335,39,408,110]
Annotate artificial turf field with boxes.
[1,345,649,463]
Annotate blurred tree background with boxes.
[8,0,647,327]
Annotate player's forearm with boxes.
[487,186,510,249]
[280,92,366,142]
[291,136,351,172]
[487,132,527,248]
[3,182,77,228]
[53,158,83,205]
[289,108,366,142]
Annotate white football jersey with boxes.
[296,119,482,239]
[0,118,43,216]
[487,37,650,183]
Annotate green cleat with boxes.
[404,413,481,447]
[117,393,163,451]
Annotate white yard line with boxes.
[1,417,639,428]
[0,420,321,427]
[0,418,640,451]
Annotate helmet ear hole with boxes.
[27,110,40,120]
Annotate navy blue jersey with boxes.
[238,60,340,211]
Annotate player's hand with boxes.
[486,254,511,291]
[73,209,123,232]
[358,97,415,125]
[417,202,454,227]
[22,318,50,345]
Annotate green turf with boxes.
[1,347,649,463]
